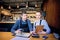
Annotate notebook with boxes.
[15,32,31,38]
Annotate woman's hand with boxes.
[39,31,46,34]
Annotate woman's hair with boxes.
[36,11,42,15]
[36,11,44,19]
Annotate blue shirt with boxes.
[33,19,50,34]
[11,19,32,33]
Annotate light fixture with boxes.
[35,4,38,7]
[17,4,19,8]
[35,2,38,7]
[26,2,28,8]
[17,5,19,8]
[8,5,11,9]
[1,6,3,9]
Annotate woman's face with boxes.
[22,14,27,20]
[36,12,41,19]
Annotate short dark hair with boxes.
[21,12,27,15]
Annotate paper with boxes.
[16,33,31,38]
[11,37,30,40]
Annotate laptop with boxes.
[15,32,31,38]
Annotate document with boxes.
[11,37,30,40]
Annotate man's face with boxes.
[22,14,27,20]
[36,12,41,19]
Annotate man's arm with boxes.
[27,20,33,32]
[33,22,36,32]
[11,20,20,33]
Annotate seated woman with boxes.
[33,11,50,34]
[11,12,33,34]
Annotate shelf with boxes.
[0,21,16,23]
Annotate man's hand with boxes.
[15,30,21,34]
[30,31,35,34]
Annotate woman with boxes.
[11,12,33,34]
[33,12,50,34]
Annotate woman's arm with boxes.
[42,20,51,34]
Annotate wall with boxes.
[43,0,60,29]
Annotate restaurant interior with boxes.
[0,0,60,40]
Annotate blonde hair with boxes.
[36,11,44,19]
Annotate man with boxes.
[11,12,33,34]
[33,12,50,34]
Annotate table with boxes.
[0,32,14,40]
[0,32,57,40]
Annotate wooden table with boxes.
[0,32,57,40]
[0,32,14,40]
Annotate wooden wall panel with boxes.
[43,0,60,28]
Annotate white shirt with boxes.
[33,19,50,34]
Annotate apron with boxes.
[20,20,30,32]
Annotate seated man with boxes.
[11,12,33,34]
[33,11,51,34]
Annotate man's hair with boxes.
[21,11,27,15]
[20,11,27,19]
